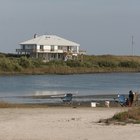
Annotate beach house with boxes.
[16,34,82,61]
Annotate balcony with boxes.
[16,48,80,54]
[37,49,63,53]
[16,49,36,53]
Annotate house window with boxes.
[51,45,54,51]
[58,46,62,50]
[22,45,25,50]
[40,45,44,51]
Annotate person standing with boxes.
[129,90,134,107]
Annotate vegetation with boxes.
[1,54,140,74]
[112,107,140,123]
[99,107,140,125]
[0,101,48,108]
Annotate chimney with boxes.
[34,34,37,38]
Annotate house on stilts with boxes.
[16,34,85,61]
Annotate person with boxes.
[125,98,129,106]
[133,92,139,106]
[129,90,134,107]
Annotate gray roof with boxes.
[20,35,80,46]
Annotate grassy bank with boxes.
[1,54,140,74]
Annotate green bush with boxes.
[66,60,83,67]
[11,59,23,71]
[0,57,13,71]
[18,57,33,68]
[83,62,93,68]
[0,57,22,72]
[112,108,140,123]
[31,58,43,67]
[0,54,5,58]
[118,61,140,68]
[97,60,118,68]
[13,63,22,71]
[113,111,129,121]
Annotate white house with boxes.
[16,34,81,61]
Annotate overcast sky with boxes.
[0,0,140,55]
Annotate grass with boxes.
[1,54,140,74]
[112,107,140,123]
[99,107,140,125]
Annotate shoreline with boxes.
[0,97,139,108]
[0,93,140,108]
[0,70,140,76]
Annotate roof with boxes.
[20,35,80,46]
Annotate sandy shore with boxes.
[0,107,140,140]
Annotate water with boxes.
[0,73,140,103]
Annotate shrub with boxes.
[11,59,23,71]
[66,60,82,67]
[0,57,13,71]
[111,107,140,123]
[118,61,140,68]
[31,59,43,67]
[0,54,5,58]
[112,111,129,121]
[0,57,22,72]
[83,62,93,68]
[18,57,33,68]
[97,60,117,68]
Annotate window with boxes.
[22,45,25,50]
[40,45,44,51]
[51,54,56,58]
[58,46,62,50]
[51,45,54,51]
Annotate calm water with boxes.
[0,73,140,103]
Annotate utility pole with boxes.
[131,35,134,56]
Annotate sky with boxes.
[0,0,140,55]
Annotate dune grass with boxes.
[99,107,140,125]
[1,54,140,74]
[112,107,140,123]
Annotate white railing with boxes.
[16,49,79,54]
[16,49,35,52]
[36,49,63,53]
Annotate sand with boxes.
[0,107,140,140]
